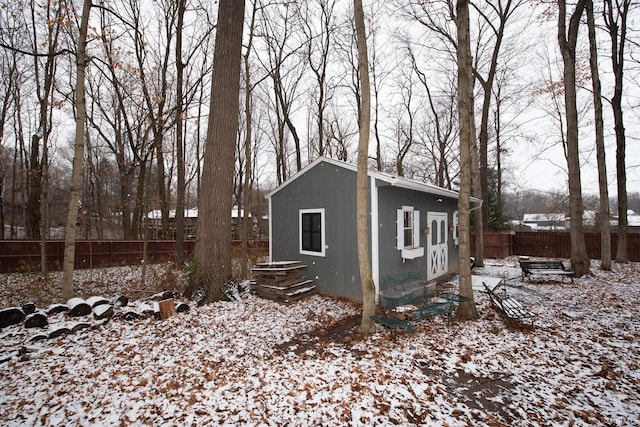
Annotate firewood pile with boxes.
[251,261,316,303]
[0,291,190,346]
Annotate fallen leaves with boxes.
[1,261,639,425]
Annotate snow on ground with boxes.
[1,258,639,426]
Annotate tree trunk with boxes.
[455,0,478,321]
[40,135,49,278]
[586,0,611,271]
[603,0,630,264]
[353,0,375,335]
[26,137,42,239]
[62,0,92,299]
[154,133,169,238]
[132,159,148,239]
[470,109,484,268]
[195,0,245,303]
[241,1,258,278]
[175,0,186,264]
[558,0,590,277]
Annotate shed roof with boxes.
[267,156,481,205]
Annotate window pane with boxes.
[431,220,438,246]
[440,220,446,244]
[404,228,413,247]
[302,212,322,252]
[404,211,412,228]
[403,211,413,247]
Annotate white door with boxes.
[427,212,448,280]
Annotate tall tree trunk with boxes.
[62,0,92,299]
[40,135,49,278]
[470,106,484,268]
[353,0,375,334]
[155,134,169,238]
[586,0,610,271]
[558,0,590,277]
[175,0,186,264]
[241,1,258,278]
[132,160,148,239]
[603,0,630,264]
[195,0,245,303]
[456,0,478,320]
[26,136,43,239]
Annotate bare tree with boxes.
[391,62,419,177]
[299,0,337,159]
[22,0,65,240]
[194,0,245,302]
[367,0,393,172]
[353,0,375,334]
[90,4,154,239]
[324,108,357,161]
[558,0,590,277]
[396,0,489,264]
[239,0,262,275]
[0,28,20,239]
[471,0,527,232]
[603,0,632,263]
[456,0,478,321]
[585,0,610,270]
[407,46,459,189]
[62,0,92,299]
[175,0,186,263]
[258,2,305,176]
[134,0,177,238]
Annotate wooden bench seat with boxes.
[519,259,574,282]
[483,281,533,323]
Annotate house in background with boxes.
[521,213,567,231]
[520,211,640,233]
[611,210,640,234]
[146,208,268,240]
[267,157,481,302]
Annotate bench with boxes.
[519,259,574,282]
[378,272,434,309]
[483,281,533,322]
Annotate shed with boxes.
[267,157,481,302]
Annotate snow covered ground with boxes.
[1,258,639,426]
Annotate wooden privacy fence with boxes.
[474,231,640,261]
[0,233,637,273]
[0,240,269,273]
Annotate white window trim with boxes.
[299,208,326,257]
[396,206,424,260]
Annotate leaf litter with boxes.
[0,258,639,426]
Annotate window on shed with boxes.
[300,209,325,256]
[396,206,424,260]
[403,210,414,248]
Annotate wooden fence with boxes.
[0,232,637,274]
[0,240,269,273]
[472,231,640,261]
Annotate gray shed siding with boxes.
[269,158,463,302]
[270,161,365,300]
[375,181,459,283]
